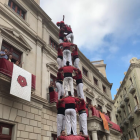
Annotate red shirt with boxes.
[59,42,75,50]
[71,46,78,56]
[65,26,73,33]
[58,48,63,57]
[77,99,86,111]
[73,71,82,80]
[59,66,77,74]
[56,72,64,81]
[56,101,65,109]
[59,28,65,38]
[61,96,79,104]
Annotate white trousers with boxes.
[65,109,77,135]
[64,77,74,97]
[74,58,80,69]
[56,82,64,99]
[63,50,72,66]
[66,33,74,43]
[57,58,63,69]
[57,114,65,137]
[79,113,88,135]
[59,39,64,43]
[77,83,84,99]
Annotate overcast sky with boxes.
[40,0,140,99]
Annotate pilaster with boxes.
[106,134,110,140]
[92,130,98,140]
[0,30,3,50]
[35,41,43,96]
[37,15,43,38]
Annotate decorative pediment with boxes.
[84,88,95,98]
[105,103,112,110]
[0,25,32,52]
[96,95,104,105]
[46,62,58,72]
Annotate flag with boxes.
[10,64,31,101]
[99,112,109,131]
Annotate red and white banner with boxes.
[10,64,31,101]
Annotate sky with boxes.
[40,0,140,99]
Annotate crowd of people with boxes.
[0,48,23,67]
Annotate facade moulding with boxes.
[84,88,95,99]
[0,26,32,54]
[0,5,47,47]
[114,64,138,101]
[79,50,112,89]
[105,103,112,111]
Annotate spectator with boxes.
[15,60,24,67]
[49,82,55,93]
[0,49,8,59]
[79,131,89,140]
[57,130,66,140]
[8,54,12,62]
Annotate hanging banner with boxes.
[10,64,31,101]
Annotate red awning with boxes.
[0,58,36,89]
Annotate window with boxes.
[50,74,57,92]
[120,115,122,120]
[1,41,22,63]
[51,134,57,140]
[107,110,111,120]
[49,38,58,51]
[134,96,139,106]
[74,89,77,97]
[102,85,106,93]
[123,110,126,118]
[94,77,98,86]
[86,97,91,105]
[0,123,13,140]
[128,104,131,113]
[8,0,26,19]
[98,105,102,111]
[130,77,133,84]
[82,67,88,77]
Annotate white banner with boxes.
[10,64,31,101]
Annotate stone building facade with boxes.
[0,0,121,140]
[114,57,140,140]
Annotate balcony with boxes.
[124,118,129,125]
[129,84,136,94]
[120,101,125,108]
[124,94,129,102]
[128,112,134,120]
[134,104,140,114]
[0,58,36,90]
[117,107,121,113]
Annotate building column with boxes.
[37,15,42,38]
[106,134,110,140]
[35,41,42,96]
[92,130,98,140]
[0,30,3,50]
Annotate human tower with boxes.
[55,16,88,137]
